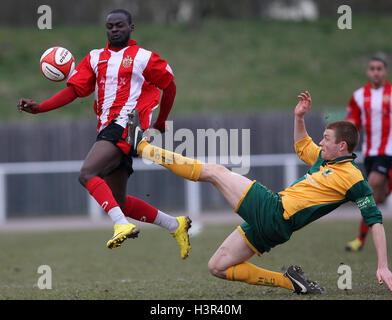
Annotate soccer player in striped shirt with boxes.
[17,9,191,258]
[129,91,392,293]
[345,56,392,252]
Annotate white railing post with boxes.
[0,169,6,224]
[185,180,202,236]
[87,194,104,221]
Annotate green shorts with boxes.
[236,181,293,255]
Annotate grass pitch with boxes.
[0,220,391,300]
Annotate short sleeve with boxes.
[294,136,322,166]
[143,52,174,90]
[67,53,95,97]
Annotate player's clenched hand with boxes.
[18,98,39,114]
[376,267,392,291]
[294,91,312,118]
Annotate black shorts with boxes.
[96,123,134,177]
[364,155,392,177]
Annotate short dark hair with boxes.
[107,9,132,25]
[326,121,359,153]
[369,56,388,69]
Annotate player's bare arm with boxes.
[371,223,392,290]
[294,91,311,143]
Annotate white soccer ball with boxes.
[40,47,75,82]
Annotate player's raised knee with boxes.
[207,258,221,278]
[207,253,228,279]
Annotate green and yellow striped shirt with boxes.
[279,136,382,231]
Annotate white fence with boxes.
[0,153,367,224]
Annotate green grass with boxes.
[2,16,392,121]
[0,220,391,300]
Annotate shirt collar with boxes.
[323,153,357,165]
[106,39,137,51]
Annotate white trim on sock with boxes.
[108,206,129,225]
[153,211,179,233]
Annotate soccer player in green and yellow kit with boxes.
[129,91,392,294]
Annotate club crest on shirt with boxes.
[122,56,133,68]
[383,94,390,104]
[322,168,333,177]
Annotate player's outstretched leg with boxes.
[79,140,140,250]
[104,163,192,258]
[127,109,202,182]
[84,176,140,250]
[120,195,192,259]
[209,228,325,294]
[127,111,254,211]
[138,139,202,181]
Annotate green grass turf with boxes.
[0,220,391,300]
[3,16,392,120]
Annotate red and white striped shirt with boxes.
[67,39,174,132]
[346,81,392,157]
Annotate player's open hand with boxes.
[18,98,39,114]
[376,267,392,291]
[294,91,312,118]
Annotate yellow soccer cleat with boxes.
[345,237,364,252]
[106,223,140,249]
[171,216,192,259]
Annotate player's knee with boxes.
[78,173,87,187]
[207,253,228,279]
[78,169,95,187]
[207,258,221,278]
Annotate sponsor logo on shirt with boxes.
[322,168,333,177]
[356,196,375,210]
[357,197,370,209]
